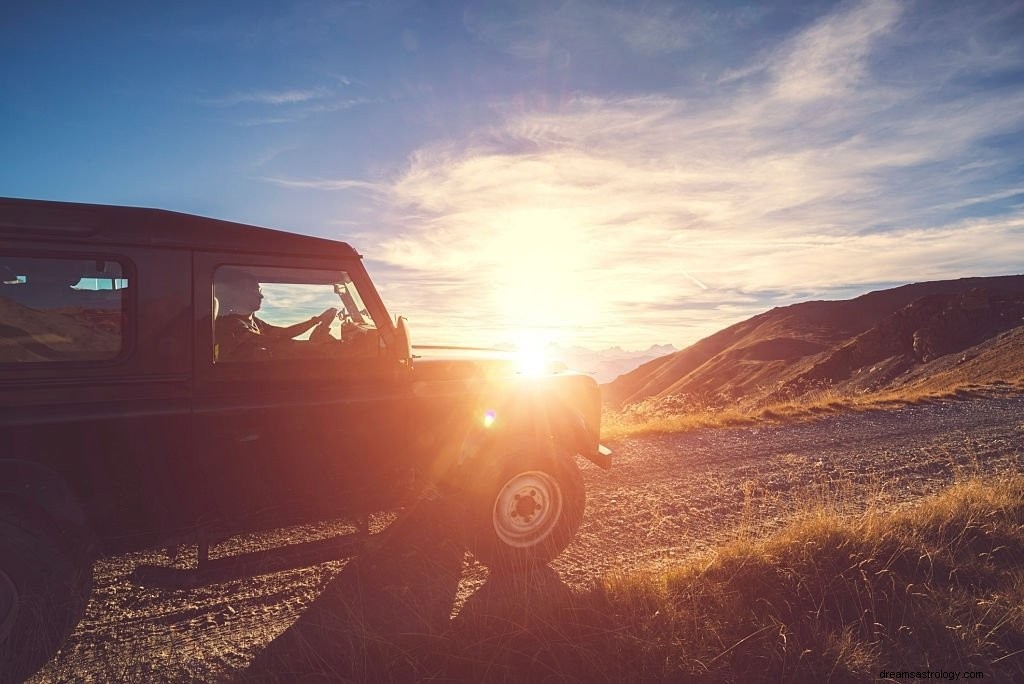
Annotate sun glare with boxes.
[486,209,605,346]
[515,332,549,376]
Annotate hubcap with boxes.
[0,569,18,643]
[492,471,563,548]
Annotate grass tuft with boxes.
[439,474,1024,682]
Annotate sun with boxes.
[514,331,549,376]
[484,209,605,347]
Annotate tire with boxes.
[0,504,93,683]
[463,439,585,571]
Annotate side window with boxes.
[212,265,378,363]
[0,255,129,363]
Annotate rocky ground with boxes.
[30,394,1024,683]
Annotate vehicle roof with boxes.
[0,196,360,259]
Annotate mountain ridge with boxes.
[604,275,1024,408]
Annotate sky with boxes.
[3,0,1024,350]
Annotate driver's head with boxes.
[216,269,263,316]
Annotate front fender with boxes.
[459,404,612,470]
[551,408,612,469]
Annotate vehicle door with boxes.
[191,253,411,533]
[0,246,193,550]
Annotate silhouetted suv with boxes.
[0,197,610,680]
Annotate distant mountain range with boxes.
[552,344,678,384]
[604,275,1024,408]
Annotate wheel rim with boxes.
[492,470,563,548]
[0,569,18,643]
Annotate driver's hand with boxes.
[316,307,338,325]
[310,308,337,343]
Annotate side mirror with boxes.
[394,316,411,363]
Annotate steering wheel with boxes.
[338,321,355,342]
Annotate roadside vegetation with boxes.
[446,474,1024,682]
[249,473,1024,682]
[601,380,1024,440]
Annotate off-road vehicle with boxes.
[0,197,610,681]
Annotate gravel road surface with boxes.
[30,395,1024,682]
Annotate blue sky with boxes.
[3,0,1023,350]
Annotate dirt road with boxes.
[30,395,1024,682]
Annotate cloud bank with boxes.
[294,1,1024,349]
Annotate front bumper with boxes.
[583,444,613,470]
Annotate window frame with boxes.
[0,248,136,368]
[210,263,380,365]
[196,254,396,388]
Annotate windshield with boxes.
[333,274,371,326]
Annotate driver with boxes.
[214,269,336,361]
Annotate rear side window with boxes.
[0,255,129,363]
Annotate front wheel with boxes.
[463,441,585,571]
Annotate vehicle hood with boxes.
[410,347,519,381]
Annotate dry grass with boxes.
[245,473,1024,682]
[601,381,1024,440]
[442,473,1024,683]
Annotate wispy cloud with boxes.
[235,97,376,125]
[261,176,388,194]
[202,87,331,106]
[462,0,698,59]
[767,0,902,102]
[933,188,1024,212]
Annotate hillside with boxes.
[604,275,1024,408]
[0,296,121,362]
